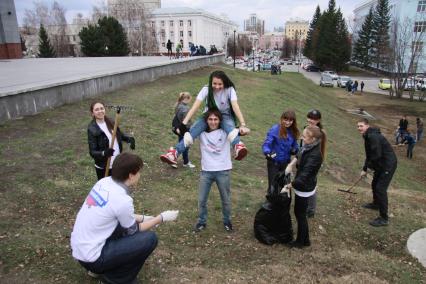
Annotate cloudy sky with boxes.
[14,0,360,31]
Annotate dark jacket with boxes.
[87,120,131,168]
[292,143,322,192]
[262,124,299,164]
[399,119,408,130]
[362,127,397,172]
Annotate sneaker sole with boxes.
[160,155,177,165]
[235,148,248,161]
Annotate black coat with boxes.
[87,120,131,168]
[363,127,397,172]
[292,143,322,192]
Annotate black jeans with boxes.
[294,195,310,245]
[371,166,396,220]
[95,167,112,180]
[266,160,287,192]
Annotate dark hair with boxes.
[358,118,369,125]
[307,109,323,129]
[204,109,222,131]
[305,126,327,159]
[206,71,235,110]
[112,153,143,182]
[90,101,114,133]
[280,110,300,139]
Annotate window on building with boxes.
[161,21,165,27]
[418,0,426,12]
[162,42,165,47]
[180,20,183,27]
[188,20,192,26]
[152,31,156,37]
[170,31,174,37]
[188,31,192,37]
[180,31,183,37]
[414,21,426,32]
[170,20,174,27]
[151,21,155,28]
[161,30,165,38]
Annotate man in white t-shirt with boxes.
[194,109,234,232]
[71,153,179,284]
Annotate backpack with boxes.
[171,113,180,136]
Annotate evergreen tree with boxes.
[334,8,351,71]
[38,24,56,58]
[79,24,105,56]
[352,7,374,67]
[303,5,321,59]
[371,0,391,69]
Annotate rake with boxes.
[337,176,364,194]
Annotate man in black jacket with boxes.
[357,118,397,227]
[396,115,408,144]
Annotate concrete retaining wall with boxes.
[0,54,224,123]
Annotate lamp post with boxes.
[233,30,236,68]
[252,47,255,72]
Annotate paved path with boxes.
[0,56,191,96]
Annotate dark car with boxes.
[306,65,320,72]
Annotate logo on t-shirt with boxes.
[86,185,109,208]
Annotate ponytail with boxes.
[174,92,191,112]
[305,126,327,159]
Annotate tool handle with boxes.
[105,108,121,177]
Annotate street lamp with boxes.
[252,47,255,72]
[233,30,236,68]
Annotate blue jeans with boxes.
[79,230,158,284]
[175,113,239,155]
[198,170,231,225]
[178,136,189,164]
[417,129,423,141]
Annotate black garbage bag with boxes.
[254,171,293,245]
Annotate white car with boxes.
[322,71,339,80]
[320,74,334,87]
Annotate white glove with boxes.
[285,164,293,175]
[280,184,291,197]
[160,210,179,222]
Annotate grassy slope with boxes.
[0,65,425,283]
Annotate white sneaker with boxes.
[170,164,178,169]
[183,162,195,168]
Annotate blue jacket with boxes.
[262,124,299,164]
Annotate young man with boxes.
[71,153,179,284]
[195,109,234,232]
[396,115,409,144]
[357,119,397,227]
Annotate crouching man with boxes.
[71,152,179,284]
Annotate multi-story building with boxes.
[108,0,161,11]
[284,20,309,40]
[259,32,284,50]
[0,0,22,59]
[353,0,426,73]
[244,13,265,36]
[150,7,237,54]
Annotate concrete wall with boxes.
[0,54,224,124]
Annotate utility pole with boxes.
[233,30,236,68]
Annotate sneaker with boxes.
[369,217,389,227]
[362,203,379,210]
[170,164,178,169]
[88,271,100,278]
[286,240,311,249]
[160,148,177,165]
[234,143,248,161]
[183,162,195,168]
[194,223,206,232]
[224,222,233,232]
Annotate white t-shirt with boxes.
[71,177,136,262]
[200,129,232,171]
[97,121,120,169]
[196,86,238,114]
[294,186,317,198]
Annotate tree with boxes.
[352,7,374,67]
[38,24,56,57]
[281,37,293,59]
[303,5,321,59]
[49,1,69,57]
[371,0,391,70]
[79,24,104,56]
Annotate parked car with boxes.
[306,65,320,72]
[320,74,334,87]
[416,79,426,90]
[337,76,351,88]
[378,78,391,90]
[402,78,415,91]
[262,63,272,70]
[322,71,339,80]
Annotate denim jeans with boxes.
[178,136,189,164]
[198,170,231,225]
[417,129,423,141]
[79,230,158,284]
[175,113,239,155]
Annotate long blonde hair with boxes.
[305,125,327,159]
[174,92,191,112]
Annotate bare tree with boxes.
[50,1,69,57]
[387,15,426,100]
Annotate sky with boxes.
[14,0,360,31]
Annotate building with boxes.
[284,20,309,40]
[259,32,284,50]
[353,0,426,73]
[150,7,237,54]
[0,0,22,59]
[244,13,265,36]
[108,0,161,11]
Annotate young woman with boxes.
[262,110,300,192]
[87,101,135,180]
[160,70,249,165]
[283,126,326,248]
[172,92,195,169]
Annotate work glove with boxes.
[280,184,291,197]
[128,137,136,150]
[265,152,276,161]
[160,210,179,222]
[178,122,189,135]
[104,148,115,157]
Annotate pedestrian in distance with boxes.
[166,39,173,58]
[360,81,365,93]
[262,109,300,195]
[396,115,408,145]
[71,153,179,284]
[87,101,135,180]
[281,125,326,248]
[404,130,416,159]
[352,80,358,95]
[194,109,235,233]
[416,117,423,142]
[160,70,250,166]
[171,92,195,169]
[357,118,397,227]
[347,80,353,94]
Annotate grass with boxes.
[0,65,425,283]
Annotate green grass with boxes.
[0,65,425,283]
